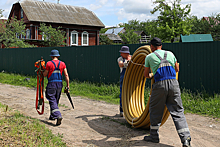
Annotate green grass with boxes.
[0,72,219,119]
[69,80,120,104]
[0,103,66,147]
[182,89,220,118]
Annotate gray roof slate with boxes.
[105,27,125,35]
[19,0,104,27]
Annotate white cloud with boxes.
[115,0,155,22]
[89,0,108,11]
[99,0,108,5]
[117,8,156,21]
[90,4,102,10]
[189,0,220,17]
[122,0,153,14]
[115,0,220,23]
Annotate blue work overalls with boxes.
[149,51,191,143]
[119,58,126,112]
[46,60,63,119]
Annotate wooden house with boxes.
[6,0,105,47]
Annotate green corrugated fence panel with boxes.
[0,42,219,94]
[162,41,220,94]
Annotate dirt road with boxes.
[0,83,219,147]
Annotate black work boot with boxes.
[144,135,159,143]
[119,106,123,117]
[182,137,191,147]
[49,116,55,121]
[56,117,63,126]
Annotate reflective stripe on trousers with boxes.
[46,85,62,119]
[149,79,191,143]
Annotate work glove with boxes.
[64,87,69,93]
[123,60,130,68]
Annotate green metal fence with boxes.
[0,42,219,94]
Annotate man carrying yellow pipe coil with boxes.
[117,46,132,117]
[144,37,192,147]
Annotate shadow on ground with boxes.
[76,114,174,147]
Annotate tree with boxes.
[99,34,114,45]
[99,28,108,34]
[0,16,35,48]
[189,16,211,34]
[151,0,191,42]
[0,9,3,18]
[118,20,141,44]
[212,14,220,41]
[188,14,220,41]
[119,29,141,44]
[119,20,143,31]
[140,20,159,39]
[39,23,67,47]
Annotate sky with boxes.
[1,0,220,28]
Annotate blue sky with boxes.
[1,0,220,28]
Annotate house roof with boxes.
[105,34,121,41]
[134,31,147,36]
[105,27,125,35]
[12,0,105,27]
[180,34,213,42]
[202,17,220,25]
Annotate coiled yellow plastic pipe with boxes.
[122,45,178,129]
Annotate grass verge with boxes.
[0,72,219,119]
[0,103,66,146]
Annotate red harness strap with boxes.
[35,58,45,115]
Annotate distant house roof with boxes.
[202,17,220,25]
[9,0,105,27]
[105,34,121,41]
[134,31,145,36]
[105,27,125,35]
[180,34,213,42]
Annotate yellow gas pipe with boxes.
[122,45,178,129]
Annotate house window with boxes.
[71,31,78,46]
[16,33,20,39]
[82,31,89,46]
[21,8,23,18]
[42,32,44,40]
[26,29,31,39]
[21,31,25,39]
[42,32,49,40]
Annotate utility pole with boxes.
[57,0,60,4]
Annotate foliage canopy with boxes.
[39,23,67,47]
[0,16,35,48]
[151,0,192,42]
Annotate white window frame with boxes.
[16,33,20,39]
[21,8,23,18]
[21,31,25,39]
[82,31,89,46]
[71,30,78,46]
[42,32,45,40]
[26,29,30,39]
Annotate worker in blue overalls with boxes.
[43,49,69,126]
[117,46,132,117]
[144,37,191,147]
